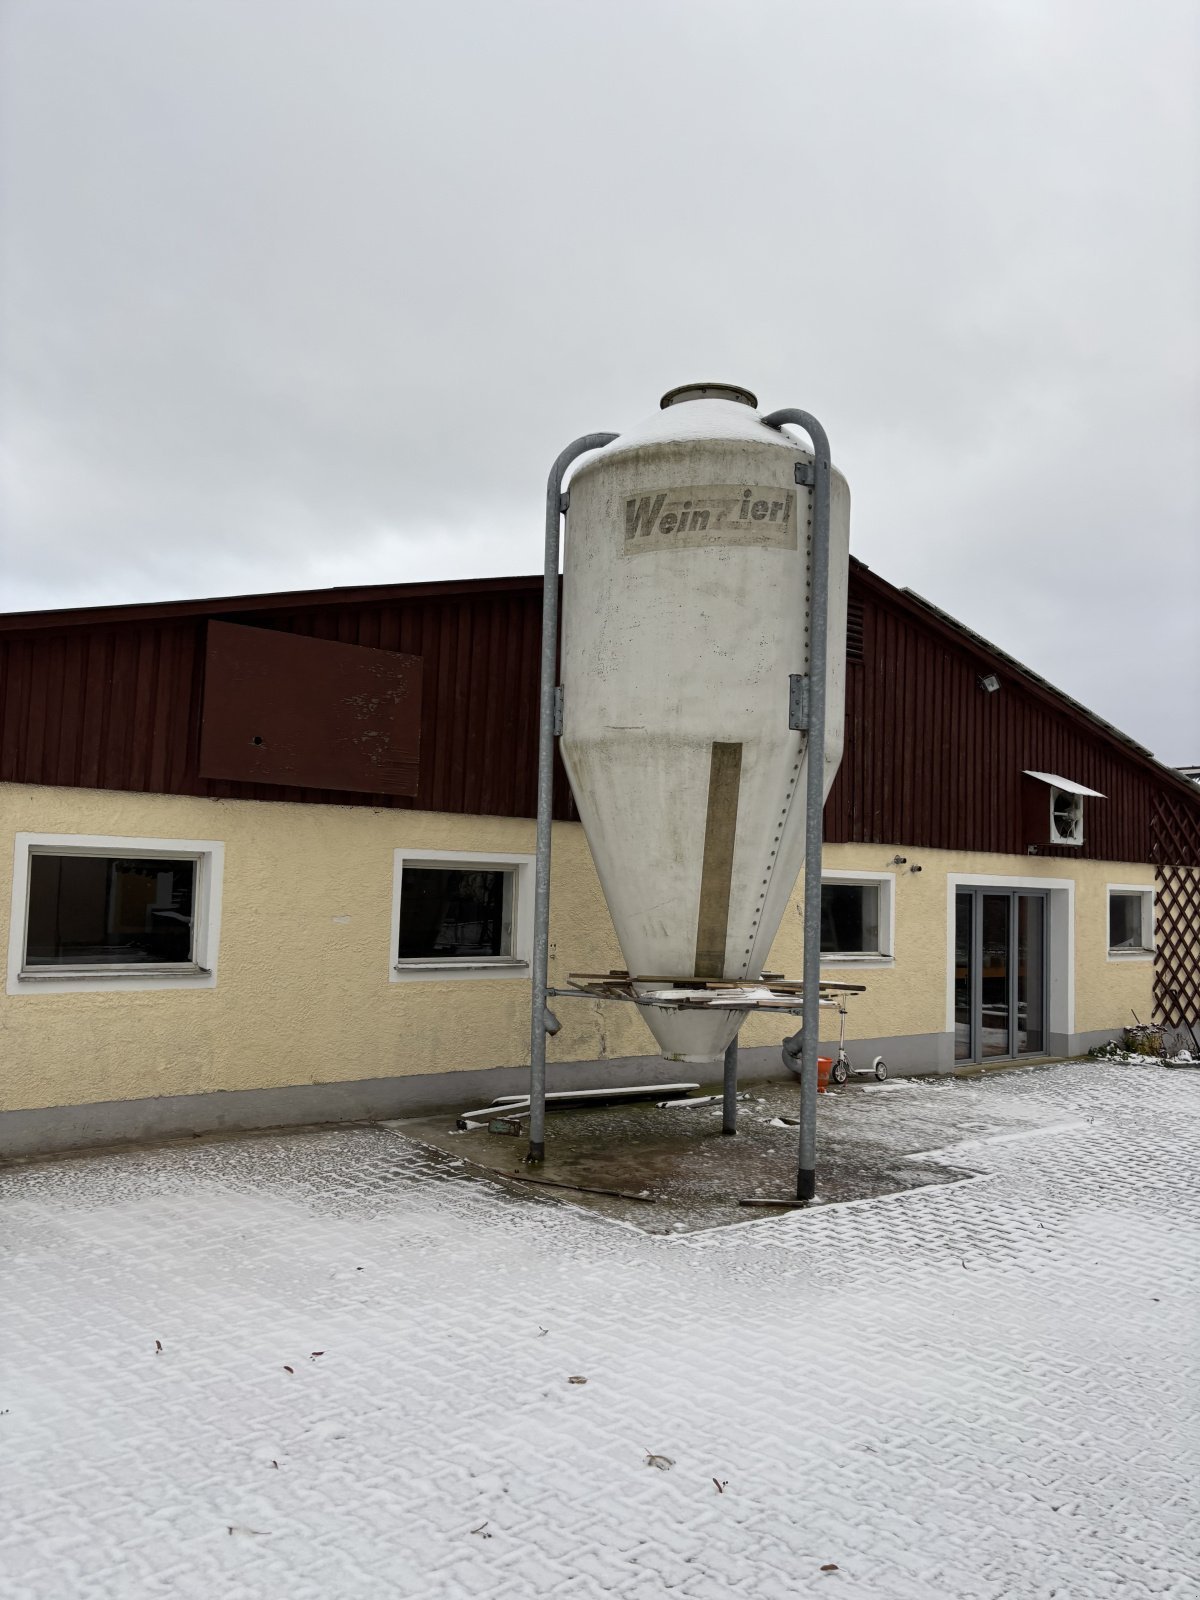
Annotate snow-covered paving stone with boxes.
[1,1060,1197,1598]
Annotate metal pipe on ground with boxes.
[761,407,834,1204]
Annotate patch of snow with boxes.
[1,1061,1197,1599]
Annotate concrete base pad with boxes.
[384,1066,1078,1233]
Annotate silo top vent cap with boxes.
[660,382,758,410]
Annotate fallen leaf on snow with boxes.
[283,1366,294,1374]
[820,1563,839,1572]
[567,1375,588,1385]
[155,1340,163,1354]
[644,1451,674,1471]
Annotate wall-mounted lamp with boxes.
[909,864,923,874]
[890,855,907,865]
[978,673,1001,693]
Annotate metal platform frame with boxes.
[528,407,837,1203]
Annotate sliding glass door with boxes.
[954,889,1047,1063]
[1015,894,1046,1055]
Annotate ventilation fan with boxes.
[1049,787,1084,846]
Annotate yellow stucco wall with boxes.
[751,843,1156,1048]
[0,784,1155,1112]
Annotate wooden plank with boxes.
[502,1173,657,1203]
[694,741,743,978]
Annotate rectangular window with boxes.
[1108,888,1152,955]
[8,833,223,994]
[390,849,534,981]
[820,881,883,957]
[397,866,512,960]
[25,854,197,968]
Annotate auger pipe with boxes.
[761,407,833,1202]
[528,432,619,1163]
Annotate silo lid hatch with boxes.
[660,382,758,410]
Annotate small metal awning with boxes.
[1023,770,1106,798]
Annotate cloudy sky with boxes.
[2,0,1197,761]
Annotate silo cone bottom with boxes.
[637,1002,747,1065]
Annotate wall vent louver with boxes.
[845,599,865,662]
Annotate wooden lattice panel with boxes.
[1152,789,1200,1034]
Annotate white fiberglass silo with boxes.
[558,384,851,1062]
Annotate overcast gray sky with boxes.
[2,0,1197,761]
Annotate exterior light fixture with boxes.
[978,673,1001,693]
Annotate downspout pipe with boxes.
[528,432,619,1164]
[761,407,833,1203]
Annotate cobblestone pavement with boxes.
[2,1061,1197,1599]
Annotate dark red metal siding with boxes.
[2,621,204,798]
[824,582,1160,861]
[0,586,580,821]
[1,570,1193,859]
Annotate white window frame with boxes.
[1106,884,1155,961]
[819,870,896,968]
[390,848,534,983]
[6,832,224,996]
[945,873,1075,1039]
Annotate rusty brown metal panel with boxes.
[198,621,421,796]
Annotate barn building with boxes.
[2,559,1198,1156]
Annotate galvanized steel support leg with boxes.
[722,1035,739,1135]
[528,432,618,1164]
[762,408,834,1204]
